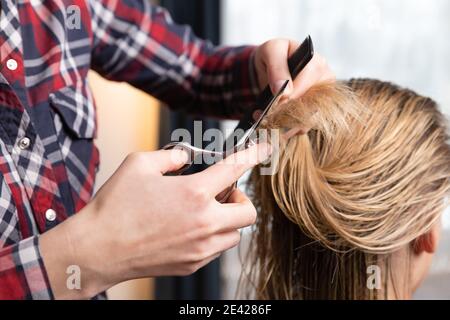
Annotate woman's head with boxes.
[245,79,450,299]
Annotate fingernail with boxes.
[271,80,293,95]
[172,149,189,165]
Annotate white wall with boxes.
[222,0,450,109]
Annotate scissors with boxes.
[163,36,315,203]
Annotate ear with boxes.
[413,223,441,255]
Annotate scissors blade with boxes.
[222,81,288,151]
[237,80,289,147]
[252,80,289,132]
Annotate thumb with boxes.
[265,41,294,95]
[149,149,189,175]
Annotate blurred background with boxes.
[89,0,450,299]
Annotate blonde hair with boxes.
[245,79,450,299]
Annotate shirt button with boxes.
[45,209,57,222]
[6,59,18,71]
[18,137,31,150]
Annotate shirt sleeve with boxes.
[88,0,260,119]
[0,236,53,300]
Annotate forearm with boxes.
[136,44,260,119]
[172,44,260,119]
[90,0,260,118]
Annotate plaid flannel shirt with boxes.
[0,0,259,299]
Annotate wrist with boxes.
[39,205,115,299]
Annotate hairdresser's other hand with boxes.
[254,38,335,98]
[39,143,271,299]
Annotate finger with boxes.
[282,127,308,140]
[213,189,257,231]
[187,230,241,273]
[206,230,242,256]
[196,253,221,270]
[224,187,249,204]
[181,252,220,275]
[148,149,189,175]
[318,69,336,83]
[215,230,241,255]
[264,40,294,95]
[291,54,334,99]
[193,143,272,196]
[290,55,323,98]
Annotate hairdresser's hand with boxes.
[254,38,335,98]
[39,143,271,299]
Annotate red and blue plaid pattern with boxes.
[0,0,259,299]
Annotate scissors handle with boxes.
[162,142,237,203]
